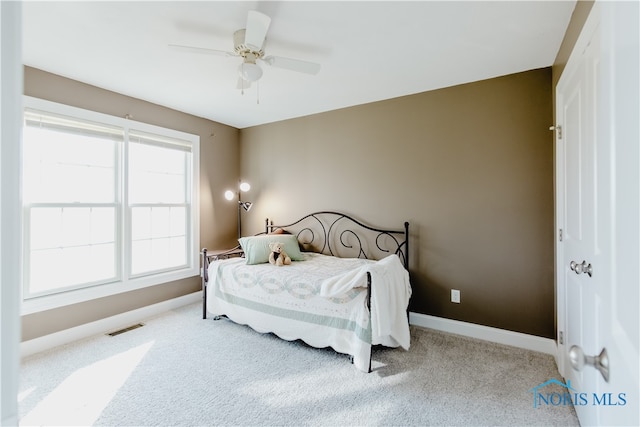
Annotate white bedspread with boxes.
[320,254,411,349]
[206,252,411,372]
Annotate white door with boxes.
[556,1,639,425]
[556,6,601,423]
[0,2,23,426]
[596,1,639,425]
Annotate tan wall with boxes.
[240,68,555,338]
[21,67,240,341]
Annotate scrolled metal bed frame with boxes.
[200,211,409,372]
[264,211,409,270]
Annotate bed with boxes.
[200,211,411,372]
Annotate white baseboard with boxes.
[409,312,558,356]
[20,297,556,360]
[20,291,202,358]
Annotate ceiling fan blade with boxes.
[169,44,234,57]
[262,56,321,75]
[244,10,271,51]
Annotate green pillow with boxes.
[238,234,304,265]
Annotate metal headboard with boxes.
[265,211,409,270]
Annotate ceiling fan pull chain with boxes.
[241,63,245,95]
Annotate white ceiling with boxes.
[23,1,576,129]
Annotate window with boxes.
[128,131,191,276]
[22,97,199,313]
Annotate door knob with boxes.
[569,260,593,277]
[583,262,593,277]
[569,345,609,382]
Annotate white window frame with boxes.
[21,96,200,315]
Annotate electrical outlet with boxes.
[451,289,461,303]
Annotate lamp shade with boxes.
[224,190,234,201]
[238,63,263,82]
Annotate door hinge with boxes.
[559,228,563,242]
[559,331,564,345]
[550,125,563,139]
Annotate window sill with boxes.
[20,266,199,315]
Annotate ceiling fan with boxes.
[170,10,321,89]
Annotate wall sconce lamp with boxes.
[225,181,252,239]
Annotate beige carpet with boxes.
[19,303,579,426]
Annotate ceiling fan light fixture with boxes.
[238,62,263,82]
[171,10,321,92]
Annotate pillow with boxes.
[238,234,304,265]
[269,228,290,235]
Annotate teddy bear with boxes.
[268,242,291,266]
